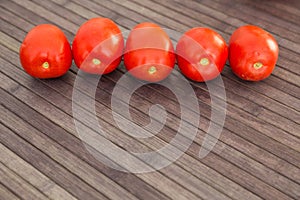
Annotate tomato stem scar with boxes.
[42,62,49,69]
[253,62,263,69]
[199,58,209,66]
[148,66,157,74]
[92,58,101,65]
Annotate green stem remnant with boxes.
[199,58,209,66]
[253,62,263,69]
[92,58,101,65]
[42,62,49,69]
[148,66,157,75]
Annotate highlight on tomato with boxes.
[176,27,228,82]
[72,18,124,75]
[19,24,72,79]
[124,22,176,82]
[229,25,279,81]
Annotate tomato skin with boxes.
[229,25,279,81]
[124,22,175,82]
[19,24,72,79]
[72,18,124,75]
[176,27,228,82]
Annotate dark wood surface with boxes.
[1,0,300,199]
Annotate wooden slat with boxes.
[0,45,298,199]
[0,90,170,200]
[67,0,140,29]
[212,0,300,33]
[72,0,300,145]
[0,143,78,200]
[116,0,300,62]
[0,40,286,200]
[8,0,77,34]
[0,57,278,200]
[0,0,74,40]
[256,0,300,18]
[46,67,292,199]
[0,4,262,198]
[141,0,300,91]
[0,19,29,42]
[59,0,299,126]
[64,53,300,181]
[1,0,298,169]
[153,0,300,82]
[114,0,300,107]
[33,0,128,33]
[65,2,103,20]
[61,0,298,141]
[0,50,262,200]
[0,31,19,53]
[0,116,109,200]
[186,0,300,68]
[151,0,300,44]
[3,35,300,189]
[237,0,300,26]
[0,161,49,200]
[0,105,139,200]
[49,0,69,6]
[83,0,300,115]
[0,58,226,200]
[0,6,300,198]
[0,183,21,200]
[262,74,300,99]
[61,0,297,99]
[0,8,35,33]
[51,0,298,135]
[33,0,86,27]
[0,35,211,200]
[1,0,300,199]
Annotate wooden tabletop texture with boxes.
[1,0,300,199]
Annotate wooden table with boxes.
[1,0,300,199]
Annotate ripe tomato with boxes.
[72,18,124,75]
[124,22,175,82]
[176,27,228,82]
[229,25,279,81]
[19,24,72,79]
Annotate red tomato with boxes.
[19,24,72,79]
[176,27,228,82]
[124,22,175,82]
[229,25,279,81]
[72,18,124,75]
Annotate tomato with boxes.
[176,27,228,82]
[124,22,175,82]
[229,25,279,81]
[19,24,72,79]
[72,18,124,75]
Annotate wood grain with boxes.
[0,183,21,200]
[0,40,298,199]
[1,6,298,198]
[1,0,300,199]
[0,161,49,200]
[0,143,78,200]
